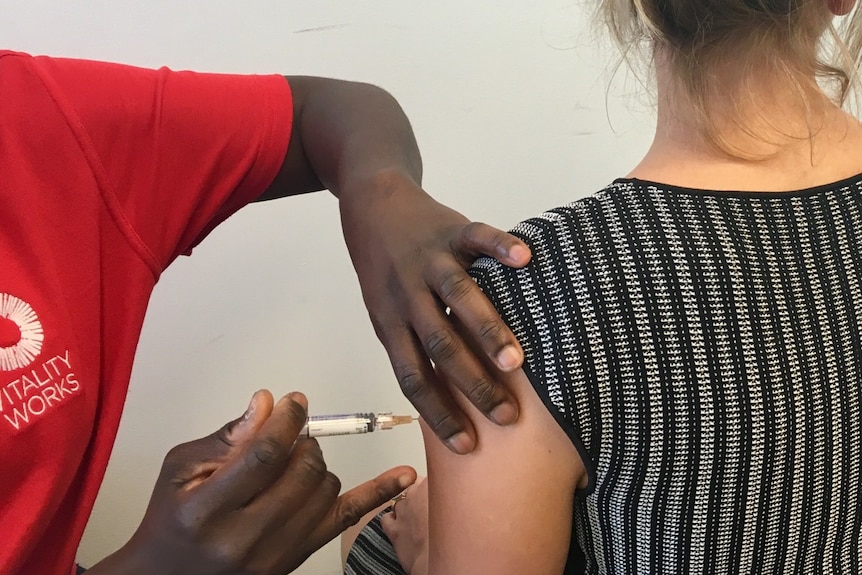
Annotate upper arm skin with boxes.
[422,368,588,575]
[255,76,326,202]
[256,75,421,202]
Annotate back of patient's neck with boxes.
[629,58,862,192]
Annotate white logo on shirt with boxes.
[0,293,44,372]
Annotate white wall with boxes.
[0,1,654,573]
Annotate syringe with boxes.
[300,412,417,438]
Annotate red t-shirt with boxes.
[0,51,293,574]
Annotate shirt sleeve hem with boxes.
[172,74,293,263]
[521,365,598,496]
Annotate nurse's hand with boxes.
[340,171,532,454]
[261,78,532,455]
[87,390,416,575]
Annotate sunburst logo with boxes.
[0,293,44,372]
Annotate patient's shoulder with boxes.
[470,181,631,297]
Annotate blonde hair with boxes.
[602,1,862,148]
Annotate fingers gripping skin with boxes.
[431,221,530,372]
[445,222,530,371]
[89,391,417,575]
[339,174,532,454]
[381,319,477,454]
[407,295,512,441]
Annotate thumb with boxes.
[220,389,275,447]
[157,390,275,489]
[454,222,531,268]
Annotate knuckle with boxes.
[370,316,410,348]
[161,441,195,477]
[337,500,365,530]
[491,229,511,249]
[251,436,291,468]
[162,443,187,468]
[294,447,328,487]
[212,421,236,449]
[425,329,460,365]
[465,377,499,410]
[477,318,507,344]
[438,270,474,303]
[460,221,516,255]
[323,471,343,496]
[335,501,366,531]
[375,481,400,509]
[427,411,459,439]
[368,314,389,340]
[460,221,483,244]
[396,365,426,402]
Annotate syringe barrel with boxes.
[301,413,375,438]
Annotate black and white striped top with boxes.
[470,177,862,574]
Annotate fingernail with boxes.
[398,474,414,490]
[508,244,530,262]
[285,391,308,410]
[496,345,522,371]
[491,402,518,426]
[446,432,475,455]
[242,391,259,421]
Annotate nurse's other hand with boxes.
[340,170,532,454]
[87,390,416,575]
